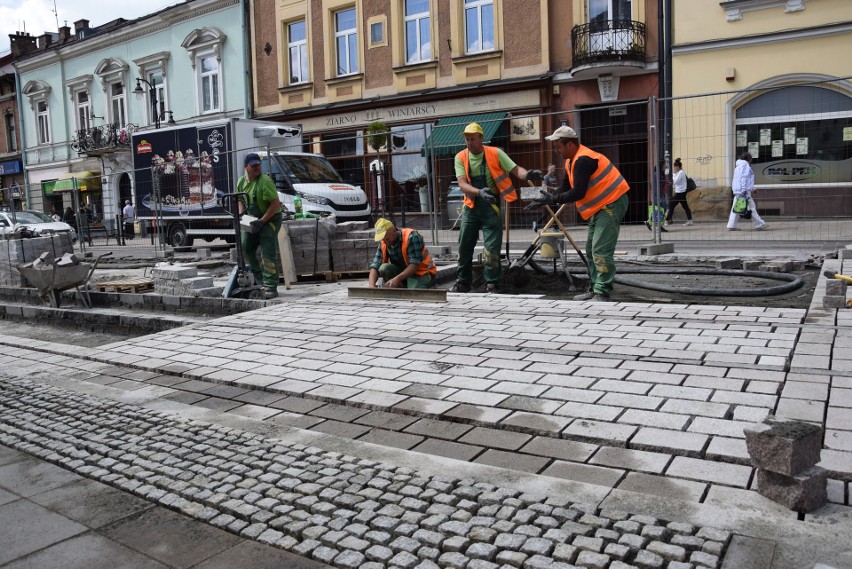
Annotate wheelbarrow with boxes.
[17,252,111,308]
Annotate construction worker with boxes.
[237,152,282,299]
[368,218,436,289]
[526,125,630,302]
[453,122,542,293]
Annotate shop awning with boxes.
[421,112,508,156]
[53,170,102,192]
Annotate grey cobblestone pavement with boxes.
[0,255,849,568]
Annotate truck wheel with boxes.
[169,224,193,248]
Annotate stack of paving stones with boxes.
[823,276,848,309]
[0,376,731,569]
[286,218,333,275]
[330,221,374,273]
[152,265,223,297]
[744,416,827,512]
[1,234,73,286]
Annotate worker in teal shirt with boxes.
[237,152,282,299]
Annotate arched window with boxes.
[733,84,852,185]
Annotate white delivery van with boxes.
[258,151,371,222]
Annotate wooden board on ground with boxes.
[348,286,447,302]
[295,270,370,283]
[277,225,296,289]
[94,278,154,293]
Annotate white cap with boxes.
[545,125,579,141]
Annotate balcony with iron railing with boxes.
[571,19,647,78]
[71,123,135,156]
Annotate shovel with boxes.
[509,203,569,270]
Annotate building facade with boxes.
[249,0,662,224]
[12,0,247,221]
[671,0,852,217]
[0,53,23,211]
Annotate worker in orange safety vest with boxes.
[368,218,436,289]
[452,122,542,294]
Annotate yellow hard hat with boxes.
[461,123,483,136]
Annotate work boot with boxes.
[573,290,595,301]
[485,283,498,293]
[450,281,471,293]
[263,288,279,299]
[592,293,612,302]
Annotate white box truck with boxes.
[131,118,370,247]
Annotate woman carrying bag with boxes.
[727,152,768,231]
[666,158,693,226]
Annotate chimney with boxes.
[73,19,89,35]
[58,25,71,43]
[9,32,37,57]
[38,32,52,50]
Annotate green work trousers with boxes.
[585,193,628,296]
[378,263,434,289]
[456,198,502,285]
[241,216,282,289]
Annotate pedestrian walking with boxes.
[526,125,630,302]
[667,158,693,225]
[727,152,768,231]
[368,218,436,289]
[237,152,283,299]
[452,122,542,293]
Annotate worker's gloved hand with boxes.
[478,188,497,204]
[524,190,555,211]
[249,219,265,234]
[526,169,543,185]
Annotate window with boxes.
[36,100,50,144]
[464,0,494,54]
[148,71,167,124]
[734,85,852,185]
[335,8,358,76]
[6,113,17,152]
[109,83,126,127]
[76,91,91,131]
[371,22,383,44]
[288,20,308,84]
[588,0,632,51]
[404,0,430,63]
[200,55,220,112]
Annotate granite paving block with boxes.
[630,428,708,456]
[688,417,754,439]
[500,412,572,435]
[781,381,829,401]
[775,398,825,423]
[616,472,707,503]
[705,437,751,463]
[618,409,690,431]
[562,420,637,446]
[403,418,474,440]
[666,456,753,488]
[659,399,729,418]
[554,401,624,421]
[472,450,550,474]
[311,420,373,439]
[357,429,425,450]
[542,461,624,488]
[588,447,672,474]
[458,427,532,451]
[444,404,512,425]
[519,437,598,462]
[410,439,485,462]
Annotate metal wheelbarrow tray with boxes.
[17,262,93,308]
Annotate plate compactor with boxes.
[222,192,264,300]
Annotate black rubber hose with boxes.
[614,268,804,297]
[521,263,805,296]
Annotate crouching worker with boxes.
[368,218,436,289]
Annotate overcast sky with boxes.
[0,0,180,54]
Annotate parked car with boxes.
[0,210,77,242]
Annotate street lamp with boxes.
[133,78,175,129]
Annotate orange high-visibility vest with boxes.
[457,146,518,208]
[381,228,437,277]
[566,145,630,220]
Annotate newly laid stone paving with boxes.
[70,289,850,486]
[0,376,734,569]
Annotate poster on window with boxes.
[796,138,809,155]
[759,129,772,146]
[510,117,540,142]
[748,142,759,158]
[736,130,748,147]
[844,127,852,142]
[784,127,796,144]
[771,140,783,158]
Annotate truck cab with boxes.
[259,151,371,221]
